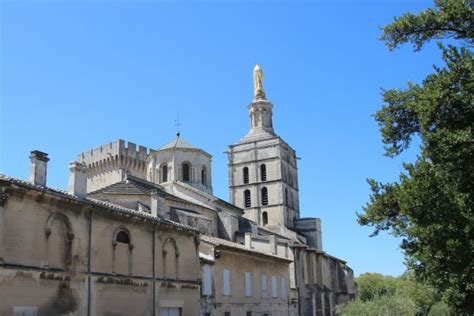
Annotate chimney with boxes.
[269,235,277,255]
[29,150,49,186]
[68,161,87,198]
[244,232,252,249]
[150,190,167,218]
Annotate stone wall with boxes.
[0,180,200,315]
[77,140,153,193]
[200,246,294,316]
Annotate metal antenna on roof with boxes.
[175,102,181,137]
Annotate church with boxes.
[0,65,356,316]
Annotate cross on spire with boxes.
[175,104,181,137]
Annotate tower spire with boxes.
[248,65,274,136]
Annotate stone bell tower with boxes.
[227,65,300,232]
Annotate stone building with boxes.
[0,65,355,316]
[0,156,201,316]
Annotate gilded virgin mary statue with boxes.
[253,64,266,100]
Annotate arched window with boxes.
[201,166,207,186]
[116,231,130,244]
[163,237,179,279]
[260,164,267,181]
[262,211,268,226]
[161,164,168,183]
[182,162,191,182]
[44,212,74,270]
[243,167,249,184]
[261,187,268,205]
[112,228,133,275]
[244,189,251,208]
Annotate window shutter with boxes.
[245,272,252,297]
[223,269,230,296]
[202,265,212,296]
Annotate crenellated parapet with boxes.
[77,140,155,192]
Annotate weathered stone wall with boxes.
[0,182,200,315]
[148,148,213,194]
[200,247,293,316]
[228,136,300,231]
[77,140,152,193]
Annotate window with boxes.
[261,274,268,298]
[262,212,268,226]
[13,306,37,316]
[245,272,252,297]
[261,187,268,206]
[201,167,207,186]
[246,312,252,316]
[243,167,249,184]
[116,231,130,244]
[223,269,230,296]
[285,188,288,206]
[202,265,212,296]
[163,238,179,279]
[160,308,181,316]
[182,162,190,182]
[281,276,287,298]
[244,190,251,208]
[271,276,277,298]
[260,164,267,181]
[224,313,231,316]
[113,228,132,275]
[161,164,168,183]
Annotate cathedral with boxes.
[0,65,355,316]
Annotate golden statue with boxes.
[253,64,266,100]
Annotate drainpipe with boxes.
[153,223,159,316]
[87,208,95,316]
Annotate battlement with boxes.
[77,139,155,165]
[76,140,155,192]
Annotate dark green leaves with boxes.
[380,0,474,51]
[360,0,474,312]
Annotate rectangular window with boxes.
[281,276,287,298]
[271,276,277,298]
[160,308,181,316]
[261,274,267,298]
[246,312,252,316]
[223,269,230,296]
[245,272,252,297]
[224,312,231,316]
[13,307,37,316]
[202,265,212,296]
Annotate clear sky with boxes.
[1,0,441,277]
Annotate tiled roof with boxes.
[159,135,197,150]
[89,175,215,211]
[0,174,198,233]
[200,235,292,263]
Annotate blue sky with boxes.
[1,0,441,277]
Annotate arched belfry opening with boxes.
[182,162,191,182]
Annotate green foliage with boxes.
[428,302,452,316]
[337,273,451,316]
[380,0,473,51]
[358,0,474,312]
[336,294,417,316]
[356,273,397,301]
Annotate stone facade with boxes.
[0,66,355,316]
[0,175,201,316]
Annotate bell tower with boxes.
[227,65,300,232]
